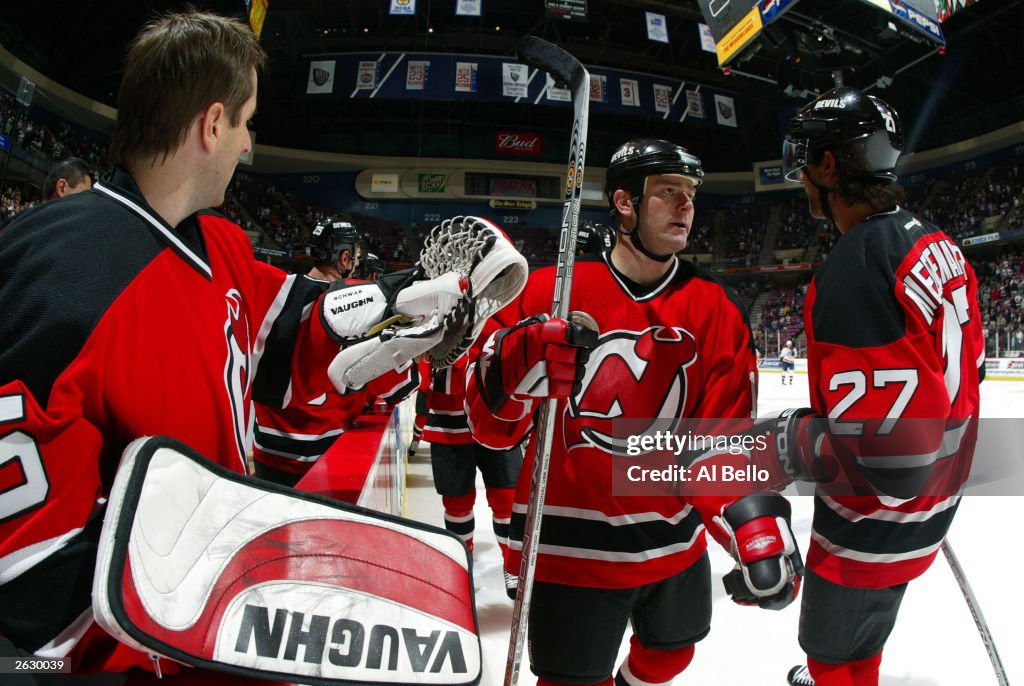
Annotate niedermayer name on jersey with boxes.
[901,219,968,325]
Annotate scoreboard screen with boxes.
[695,0,759,42]
[544,0,587,22]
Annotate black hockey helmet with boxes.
[358,251,385,279]
[576,220,616,255]
[308,217,359,263]
[782,87,903,184]
[605,138,703,209]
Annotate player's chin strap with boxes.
[615,196,675,263]
[811,179,838,226]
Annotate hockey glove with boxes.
[327,272,468,392]
[753,408,837,491]
[476,314,598,415]
[320,267,462,344]
[708,492,804,611]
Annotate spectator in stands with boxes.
[42,156,94,201]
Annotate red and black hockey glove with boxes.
[708,492,804,611]
[751,408,837,491]
[476,314,597,414]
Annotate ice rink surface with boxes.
[404,371,1022,686]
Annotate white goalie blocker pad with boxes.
[330,216,528,392]
[93,436,481,685]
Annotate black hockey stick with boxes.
[942,541,1010,686]
[504,36,591,686]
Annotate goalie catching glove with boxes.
[325,216,528,392]
[706,492,804,610]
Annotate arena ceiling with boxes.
[1,0,1022,173]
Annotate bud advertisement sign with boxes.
[496,131,542,155]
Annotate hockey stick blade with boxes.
[516,36,587,91]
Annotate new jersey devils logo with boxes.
[224,289,253,472]
[565,326,698,455]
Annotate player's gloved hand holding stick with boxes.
[759,408,837,487]
[476,313,598,415]
[705,492,804,610]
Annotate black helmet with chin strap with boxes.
[605,138,703,262]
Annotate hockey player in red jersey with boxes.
[0,11,481,676]
[252,221,418,485]
[305,216,362,282]
[778,88,984,686]
[466,139,804,686]
[420,354,521,578]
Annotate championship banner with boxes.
[502,63,529,98]
[389,0,416,15]
[698,23,716,53]
[653,83,672,115]
[620,78,639,107]
[589,74,607,103]
[406,60,429,91]
[645,12,669,43]
[306,60,336,94]
[356,60,379,91]
[454,61,478,93]
[714,93,737,127]
[686,89,705,119]
[544,73,571,102]
[455,0,482,16]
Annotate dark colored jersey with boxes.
[0,169,339,670]
[804,207,983,588]
[466,254,758,588]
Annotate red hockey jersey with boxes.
[466,255,758,588]
[252,358,418,478]
[0,170,341,671]
[422,356,475,446]
[803,207,983,588]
